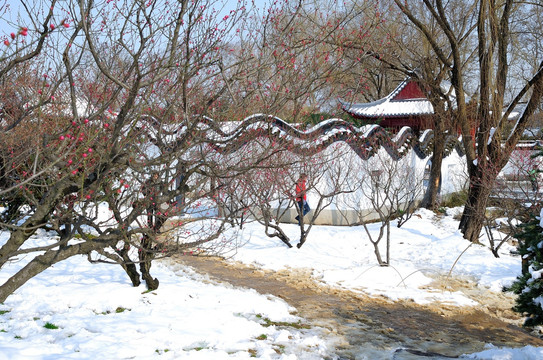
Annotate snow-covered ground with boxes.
[0,207,542,359]
[225,207,516,306]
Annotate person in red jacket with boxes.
[294,173,310,224]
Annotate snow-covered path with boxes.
[172,255,543,359]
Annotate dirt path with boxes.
[166,255,542,359]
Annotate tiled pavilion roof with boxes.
[340,79,434,118]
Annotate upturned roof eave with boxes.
[343,98,435,117]
[345,111,434,118]
[340,79,437,118]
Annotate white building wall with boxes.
[276,145,468,225]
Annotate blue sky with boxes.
[0,0,272,40]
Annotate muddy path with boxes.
[166,255,542,359]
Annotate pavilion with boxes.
[340,78,435,133]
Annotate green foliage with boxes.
[0,310,10,315]
[101,306,130,315]
[43,322,59,330]
[440,190,468,209]
[505,148,543,326]
[183,342,208,352]
[98,306,130,315]
[274,344,286,354]
[72,233,97,240]
[256,334,267,340]
[506,212,543,327]
[255,314,311,329]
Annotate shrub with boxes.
[440,190,468,208]
[506,208,543,327]
[43,322,59,330]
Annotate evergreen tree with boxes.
[507,150,543,327]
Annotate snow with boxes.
[342,79,435,117]
[0,207,542,359]
[219,208,518,304]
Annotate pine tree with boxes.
[507,146,543,327]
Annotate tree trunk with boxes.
[363,223,387,266]
[266,226,293,248]
[385,222,390,265]
[262,210,293,248]
[0,241,109,303]
[421,155,443,210]
[0,179,79,268]
[140,258,159,290]
[296,227,307,248]
[115,243,141,287]
[458,180,493,243]
[137,209,169,290]
[139,234,159,291]
[421,115,446,210]
[0,217,50,268]
[372,242,387,266]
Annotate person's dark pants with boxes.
[295,200,310,223]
